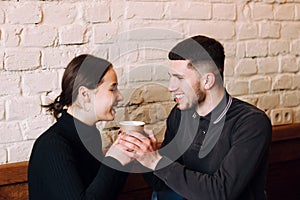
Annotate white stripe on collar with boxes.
[213,96,232,124]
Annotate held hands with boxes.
[105,135,135,166]
[118,129,162,170]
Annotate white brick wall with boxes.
[0,74,21,95]
[6,3,42,24]
[281,22,300,39]
[1,26,22,47]
[84,2,110,23]
[274,4,295,20]
[282,91,300,107]
[237,23,258,40]
[0,100,5,121]
[257,94,280,110]
[235,58,257,75]
[0,8,4,24]
[6,96,41,121]
[126,2,164,19]
[259,22,280,39]
[59,25,86,45]
[293,73,300,89]
[189,21,235,40]
[246,40,268,58]
[0,0,299,164]
[42,3,77,25]
[0,148,7,164]
[281,56,298,72]
[4,49,41,71]
[166,2,211,20]
[273,74,293,90]
[296,4,300,20]
[22,71,59,95]
[257,58,279,74]
[22,26,57,47]
[252,3,274,20]
[7,140,35,163]
[269,40,289,56]
[291,39,300,56]
[0,122,23,143]
[213,3,236,21]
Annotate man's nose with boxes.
[168,77,178,92]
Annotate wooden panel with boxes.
[272,123,300,142]
[269,138,300,164]
[0,123,299,200]
[0,183,28,200]
[266,159,300,200]
[266,123,300,200]
[0,161,28,186]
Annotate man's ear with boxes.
[203,72,216,90]
[78,86,91,103]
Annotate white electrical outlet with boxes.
[282,108,293,125]
[270,109,283,126]
[270,108,293,126]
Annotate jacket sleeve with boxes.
[143,106,181,191]
[153,113,272,200]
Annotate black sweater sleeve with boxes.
[28,133,128,200]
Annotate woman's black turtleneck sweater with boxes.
[28,111,128,200]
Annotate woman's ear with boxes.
[78,86,91,103]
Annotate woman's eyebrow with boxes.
[110,82,118,87]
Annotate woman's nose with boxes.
[117,90,124,102]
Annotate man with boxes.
[120,35,272,200]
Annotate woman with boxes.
[28,54,130,199]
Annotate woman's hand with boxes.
[118,129,162,170]
[105,135,134,166]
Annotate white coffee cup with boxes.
[119,121,145,134]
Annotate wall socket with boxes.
[270,108,293,126]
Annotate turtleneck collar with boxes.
[55,110,103,160]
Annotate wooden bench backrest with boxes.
[0,123,300,200]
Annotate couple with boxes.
[28,35,272,200]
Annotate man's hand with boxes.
[118,129,162,170]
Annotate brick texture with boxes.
[0,148,6,164]
[7,3,42,24]
[0,8,4,24]
[22,26,57,47]
[0,0,299,163]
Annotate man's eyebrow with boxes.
[168,72,184,78]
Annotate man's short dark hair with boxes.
[168,35,225,80]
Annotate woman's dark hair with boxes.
[168,35,225,80]
[43,54,112,119]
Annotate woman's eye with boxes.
[110,87,118,92]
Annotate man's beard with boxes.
[195,83,206,105]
